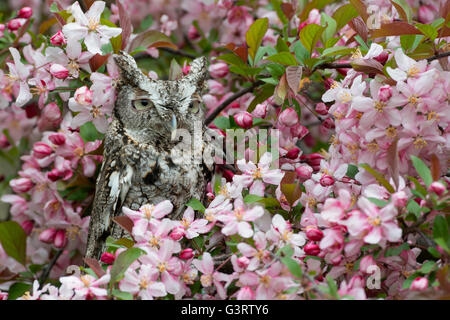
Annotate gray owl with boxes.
[85,51,212,260]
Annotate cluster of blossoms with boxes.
[0,0,449,300]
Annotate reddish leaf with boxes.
[370,22,421,38]
[281,3,295,20]
[349,0,369,22]
[129,30,177,53]
[349,17,368,42]
[39,17,58,34]
[274,73,288,105]
[386,138,399,190]
[286,66,303,94]
[89,54,110,72]
[234,46,248,63]
[280,171,302,207]
[351,58,384,74]
[113,216,134,235]
[0,268,18,284]
[430,154,441,181]
[82,0,95,9]
[83,258,106,278]
[117,0,132,50]
[225,43,236,51]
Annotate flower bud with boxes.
[48,132,66,145]
[291,124,309,140]
[296,165,313,180]
[10,177,33,193]
[20,220,34,235]
[182,65,191,75]
[179,248,194,260]
[410,277,428,291]
[301,153,324,171]
[304,241,320,256]
[306,226,323,241]
[322,118,335,129]
[378,85,392,102]
[209,62,229,78]
[47,169,61,182]
[279,108,298,127]
[207,79,224,95]
[237,286,255,300]
[100,252,116,264]
[74,86,93,105]
[50,64,69,79]
[222,168,234,183]
[374,51,389,65]
[236,256,250,269]
[50,30,67,46]
[187,25,200,41]
[234,111,253,129]
[286,147,300,160]
[43,102,62,122]
[429,181,446,196]
[7,18,24,31]
[18,7,33,19]
[53,230,67,248]
[391,191,407,207]
[33,142,53,159]
[315,102,328,115]
[252,103,267,118]
[320,174,335,187]
[170,226,185,241]
[39,228,57,244]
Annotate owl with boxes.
[85,51,212,260]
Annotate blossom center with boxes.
[200,274,212,287]
[141,205,154,220]
[90,106,102,118]
[385,126,397,138]
[181,217,190,228]
[407,66,420,77]
[66,225,80,240]
[252,168,262,179]
[408,95,420,105]
[148,235,160,247]
[427,111,439,121]
[87,18,99,31]
[413,136,427,149]
[367,141,379,153]
[80,275,91,287]
[234,208,244,221]
[259,275,271,287]
[74,147,84,157]
[157,262,168,273]
[368,216,381,226]
[374,100,385,112]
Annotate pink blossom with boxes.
[193,252,230,299]
[174,207,211,239]
[119,264,167,300]
[234,111,253,129]
[18,7,33,19]
[410,277,428,291]
[50,30,67,46]
[59,273,111,300]
[123,201,173,238]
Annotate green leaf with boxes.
[266,52,298,66]
[415,23,438,41]
[100,42,113,55]
[346,164,359,179]
[407,176,427,197]
[275,37,290,52]
[8,282,32,300]
[80,122,104,142]
[322,46,354,57]
[216,53,247,68]
[406,199,421,218]
[246,18,269,60]
[270,0,288,25]
[213,116,231,130]
[244,194,264,204]
[332,4,358,30]
[186,198,206,214]
[391,0,412,23]
[400,34,424,53]
[411,156,432,187]
[49,2,59,13]
[138,15,153,32]
[359,164,395,193]
[326,275,339,299]
[367,198,388,207]
[0,221,27,266]
[111,289,134,300]
[292,40,310,64]
[320,13,337,44]
[384,243,410,257]
[281,256,303,278]
[427,247,441,258]
[402,272,420,289]
[433,215,449,252]
[109,247,145,286]
[419,261,435,274]
[247,84,275,113]
[299,24,325,54]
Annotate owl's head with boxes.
[113,51,207,144]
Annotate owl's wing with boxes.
[85,141,134,260]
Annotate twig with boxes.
[205,81,264,125]
[39,249,63,289]
[426,51,450,62]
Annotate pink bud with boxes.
[237,286,255,300]
[187,25,200,41]
[410,277,428,291]
[222,168,234,183]
[418,5,435,24]
[236,256,250,269]
[0,134,10,148]
[50,64,69,79]
[47,169,61,182]
[279,108,298,127]
[48,132,66,145]
[374,51,389,65]
[391,191,407,207]
[50,30,67,46]
[179,248,194,260]
[234,111,253,129]
[291,124,309,140]
[53,230,67,248]
[208,80,224,95]
[378,85,392,102]
[10,177,33,193]
[74,86,93,105]
[322,118,335,129]
[182,65,191,75]
[297,21,308,32]
[306,226,323,241]
[429,181,446,196]
[320,174,335,187]
[39,228,57,244]
[43,102,62,122]
[296,165,313,180]
[304,242,320,256]
[286,147,300,160]
[33,142,53,159]
[301,153,324,171]
[170,226,185,241]
[100,252,116,264]
[20,220,34,235]
[18,7,33,19]
[7,18,24,31]
[359,255,377,274]
[208,62,229,78]
[315,102,328,116]
[252,103,267,118]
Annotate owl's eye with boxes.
[132,99,153,111]
[189,101,200,114]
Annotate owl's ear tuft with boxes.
[113,51,148,87]
[185,56,207,91]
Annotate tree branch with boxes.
[205,81,264,125]
[39,249,63,289]
[427,51,450,62]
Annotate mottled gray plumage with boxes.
[85,51,211,260]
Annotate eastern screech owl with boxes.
[85,51,212,260]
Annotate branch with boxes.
[205,81,264,125]
[427,51,450,62]
[39,249,63,289]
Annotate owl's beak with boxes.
[170,113,177,141]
